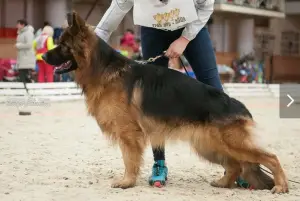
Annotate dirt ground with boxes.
[0,98,299,201]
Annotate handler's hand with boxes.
[165,36,189,58]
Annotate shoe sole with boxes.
[150,177,168,188]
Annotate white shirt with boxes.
[95,0,214,42]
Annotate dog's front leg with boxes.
[111,132,146,189]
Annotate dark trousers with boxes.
[19,69,31,83]
[140,26,223,161]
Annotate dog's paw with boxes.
[111,178,135,189]
[210,180,225,188]
[210,179,236,188]
[271,184,289,194]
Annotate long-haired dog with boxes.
[42,12,288,194]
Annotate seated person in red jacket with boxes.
[120,29,139,52]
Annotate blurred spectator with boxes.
[33,25,55,82]
[120,29,139,52]
[15,19,36,83]
[35,21,51,39]
[135,38,142,53]
[131,38,142,60]
[53,27,64,44]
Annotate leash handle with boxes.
[135,51,191,77]
[178,56,190,77]
[156,51,191,77]
[160,51,190,77]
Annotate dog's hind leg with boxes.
[233,148,288,193]
[210,157,240,188]
[111,129,146,189]
[192,144,240,189]
[221,121,288,194]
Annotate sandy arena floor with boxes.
[0,98,300,201]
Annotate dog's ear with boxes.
[67,12,73,27]
[67,11,85,35]
[72,11,85,27]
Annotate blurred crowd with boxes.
[0,21,146,83]
[12,19,72,83]
[0,19,73,83]
[0,19,260,84]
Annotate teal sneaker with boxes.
[148,160,168,188]
[224,171,254,190]
[236,176,255,190]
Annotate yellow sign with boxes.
[152,8,186,28]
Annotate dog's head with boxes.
[42,12,92,74]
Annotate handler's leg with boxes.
[183,27,223,91]
[141,26,169,187]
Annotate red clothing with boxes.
[34,33,55,60]
[34,33,55,82]
[37,60,53,82]
[120,32,139,52]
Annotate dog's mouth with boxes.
[55,60,72,71]
[54,60,77,74]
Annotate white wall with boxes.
[210,15,255,55]
[285,1,300,14]
[209,16,240,53]
[2,0,113,27]
[1,0,44,28]
[4,0,25,27]
[236,19,254,56]
[209,16,225,52]
[45,0,67,27]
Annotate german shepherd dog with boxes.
[42,12,288,194]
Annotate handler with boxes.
[95,0,240,188]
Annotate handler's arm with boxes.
[95,0,133,42]
[181,0,214,41]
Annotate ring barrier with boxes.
[0,82,28,103]
[0,82,83,104]
[26,82,83,102]
[223,83,273,97]
[0,82,299,104]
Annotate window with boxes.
[281,31,300,56]
[254,30,275,60]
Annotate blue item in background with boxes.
[35,63,39,72]
[61,73,71,82]
[53,28,63,41]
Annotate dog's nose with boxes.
[41,54,47,61]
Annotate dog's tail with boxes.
[214,116,274,190]
[234,118,274,190]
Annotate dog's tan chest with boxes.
[85,90,133,138]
